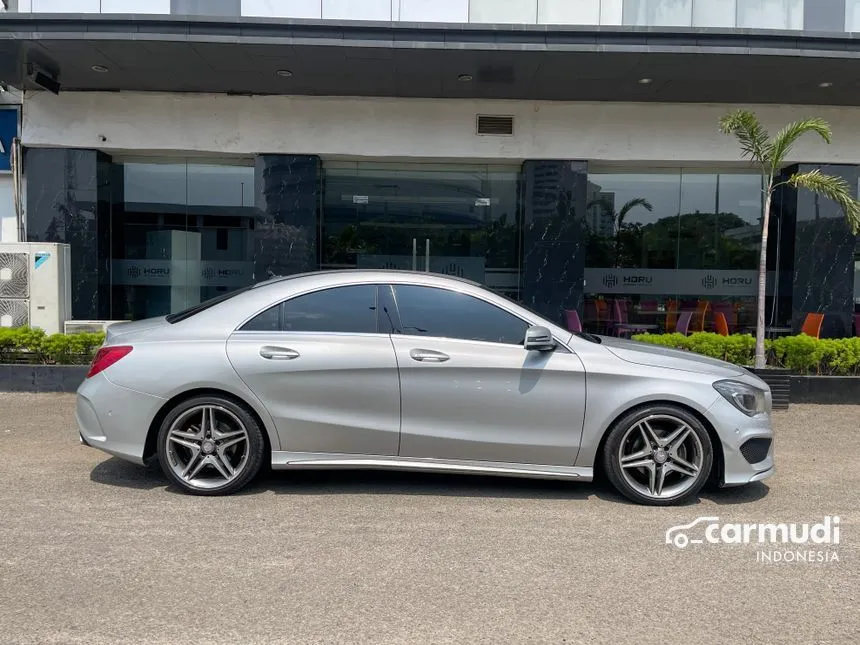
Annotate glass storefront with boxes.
[584,169,764,334]
[320,161,523,299]
[109,159,255,320]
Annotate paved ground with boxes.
[0,394,857,645]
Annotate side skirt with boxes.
[271,452,593,482]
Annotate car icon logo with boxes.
[665,516,720,549]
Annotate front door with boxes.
[226,284,401,456]
[387,284,587,466]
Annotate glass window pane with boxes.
[100,0,170,12]
[399,0,469,22]
[623,0,692,26]
[538,0,600,24]
[323,0,391,20]
[282,285,378,333]
[393,285,528,345]
[600,0,623,24]
[585,172,682,269]
[31,0,100,11]
[847,0,860,30]
[171,0,240,15]
[469,0,537,23]
[737,0,803,29]
[692,0,736,27]
[321,161,521,300]
[241,303,281,331]
[242,0,320,18]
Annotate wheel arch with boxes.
[592,400,724,485]
[143,388,274,465]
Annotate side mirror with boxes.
[523,326,556,352]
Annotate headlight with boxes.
[713,380,767,417]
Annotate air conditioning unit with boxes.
[64,320,126,335]
[0,243,72,335]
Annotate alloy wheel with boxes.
[617,414,704,500]
[165,405,250,490]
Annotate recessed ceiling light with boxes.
[457,74,473,82]
[819,82,833,88]
[275,69,293,78]
[91,65,109,73]
[638,77,653,84]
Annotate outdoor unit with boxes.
[0,243,72,335]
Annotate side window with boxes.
[392,285,528,346]
[240,285,379,333]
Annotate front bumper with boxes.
[705,394,775,487]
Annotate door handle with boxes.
[409,349,449,363]
[259,346,300,360]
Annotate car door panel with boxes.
[227,333,401,455]
[392,336,587,466]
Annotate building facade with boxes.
[1,1,859,336]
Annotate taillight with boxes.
[87,346,133,378]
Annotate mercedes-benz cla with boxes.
[77,270,774,505]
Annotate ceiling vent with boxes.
[476,115,514,136]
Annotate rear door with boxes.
[387,284,586,466]
[226,284,401,456]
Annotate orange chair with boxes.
[665,299,679,333]
[800,313,824,338]
[692,300,710,333]
[714,312,730,337]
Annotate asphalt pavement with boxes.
[0,394,857,644]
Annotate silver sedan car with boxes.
[76,270,774,505]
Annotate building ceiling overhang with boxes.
[2,14,860,105]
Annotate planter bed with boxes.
[789,376,860,405]
[0,364,89,393]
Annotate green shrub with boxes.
[634,331,860,374]
[0,327,104,365]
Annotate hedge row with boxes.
[0,327,105,365]
[631,332,860,376]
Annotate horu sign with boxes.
[585,269,771,296]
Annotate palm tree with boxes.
[719,109,860,369]
[588,197,653,267]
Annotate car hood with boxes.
[105,316,168,343]
[599,336,746,377]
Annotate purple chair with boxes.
[564,309,583,333]
[675,311,693,336]
[854,314,860,337]
[640,299,659,312]
[613,300,652,337]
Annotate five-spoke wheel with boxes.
[157,396,265,495]
[604,406,713,506]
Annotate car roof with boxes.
[254,269,484,290]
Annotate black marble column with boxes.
[25,148,112,320]
[786,164,858,337]
[520,160,588,325]
[253,155,320,281]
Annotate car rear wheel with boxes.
[603,405,713,506]
[156,396,265,496]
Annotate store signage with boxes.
[112,260,253,287]
[585,269,765,297]
[0,107,19,173]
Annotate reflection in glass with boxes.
[737,0,803,30]
[110,161,255,320]
[847,0,860,31]
[623,0,693,26]
[539,0,601,25]
[321,162,522,299]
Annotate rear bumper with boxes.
[76,374,165,465]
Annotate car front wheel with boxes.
[603,405,713,506]
[156,396,265,496]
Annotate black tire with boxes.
[602,405,713,506]
[156,395,266,496]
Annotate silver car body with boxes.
[76,270,774,487]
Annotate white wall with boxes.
[22,91,860,166]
